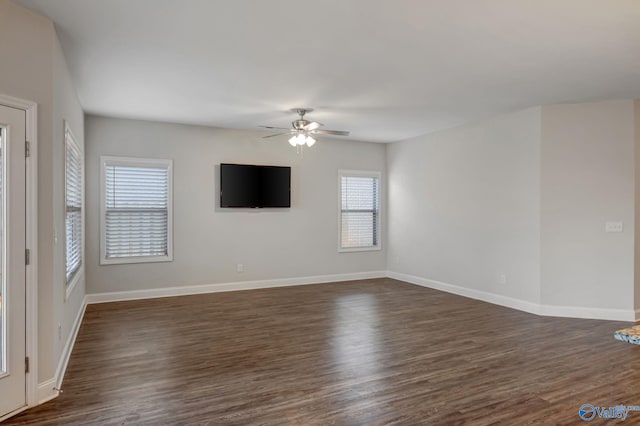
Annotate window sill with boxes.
[65,268,82,301]
[100,254,173,266]
[338,246,382,253]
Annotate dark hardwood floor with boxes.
[5,278,639,425]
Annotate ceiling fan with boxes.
[261,108,350,148]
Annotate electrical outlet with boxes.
[58,324,62,341]
[237,263,244,273]
[605,221,623,233]
[498,273,507,285]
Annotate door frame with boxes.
[0,94,38,410]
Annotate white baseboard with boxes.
[539,303,634,322]
[40,295,88,399]
[34,296,87,406]
[387,271,636,322]
[387,271,541,315]
[85,270,635,321]
[86,271,388,304]
[36,378,58,405]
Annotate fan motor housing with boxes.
[292,119,310,129]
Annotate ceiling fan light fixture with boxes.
[261,108,350,154]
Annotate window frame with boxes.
[100,155,174,265]
[338,169,382,253]
[64,121,83,299]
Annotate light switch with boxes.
[605,221,623,233]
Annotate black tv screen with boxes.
[220,163,291,208]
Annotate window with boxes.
[100,156,173,264]
[65,123,83,285]
[339,170,381,251]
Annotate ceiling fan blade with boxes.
[262,132,289,139]
[303,121,323,131]
[260,126,291,130]
[310,129,350,136]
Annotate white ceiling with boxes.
[15,0,640,142]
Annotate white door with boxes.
[0,104,27,418]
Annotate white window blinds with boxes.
[101,157,172,263]
[340,172,380,250]
[65,127,83,282]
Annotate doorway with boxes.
[0,103,27,418]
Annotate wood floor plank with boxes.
[5,278,639,425]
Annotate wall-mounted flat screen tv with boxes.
[220,163,291,208]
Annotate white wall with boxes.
[387,107,542,304]
[52,35,85,376]
[85,116,386,294]
[0,0,84,384]
[541,100,635,311]
[636,100,640,310]
[1,0,55,382]
[388,100,639,319]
